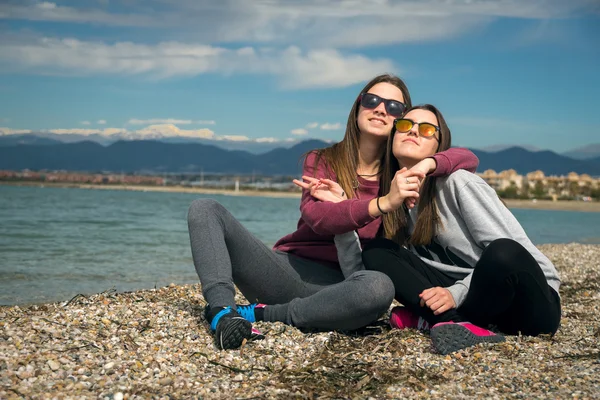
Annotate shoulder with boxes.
[440,169,486,188]
[438,170,497,197]
[303,149,336,178]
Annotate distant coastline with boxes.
[3,181,600,212]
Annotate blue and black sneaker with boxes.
[236,303,266,323]
[205,306,252,350]
[236,303,267,341]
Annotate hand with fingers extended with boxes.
[293,175,347,203]
[380,167,425,212]
[419,286,456,315]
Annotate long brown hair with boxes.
[307,74,411,199]
[380,104,452,246]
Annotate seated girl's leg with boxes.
[264,267,395,331]
[188,198,295,309]
[188,199,394,333]
[459,238,561,336]
[362,238,459,325]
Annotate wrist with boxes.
[379,195,394,214]
[426,157,437,174]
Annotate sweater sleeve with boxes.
[445,174,560,307]
[334,231,365,279]
[299,152,375,235]
[429,147,479,177]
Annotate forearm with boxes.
[429,147,479,177]
[301,196,375,235]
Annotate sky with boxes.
[0,0,599,153]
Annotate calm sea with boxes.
[1,185,599,306]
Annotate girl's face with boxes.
[393,109,440,166]
[356,83,405,140]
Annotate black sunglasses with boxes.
[359,93,406,117]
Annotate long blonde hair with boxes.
[380,104,452,246]
[307,74,412,199]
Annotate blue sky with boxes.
[0,0,599,152]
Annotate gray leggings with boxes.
[187,199,394,331]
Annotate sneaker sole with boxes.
[216,317,252,350]
[431,323,505,355]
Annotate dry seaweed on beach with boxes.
[1,243,600,399]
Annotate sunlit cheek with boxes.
[392,137,413,158]
[424,140,438,156]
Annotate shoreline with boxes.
[3,181,600,212]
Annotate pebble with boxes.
[47,360,60,371]
[1,243,598,399]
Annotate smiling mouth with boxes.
[369,118,386,125]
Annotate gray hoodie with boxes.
[335,169,561,307]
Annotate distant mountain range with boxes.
[0,133,299,154]
[1,132,599,160]
[0,136,599,176]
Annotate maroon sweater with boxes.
[273,148,479,267]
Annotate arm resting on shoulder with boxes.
[429,147,479,177]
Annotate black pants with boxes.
[362,238,561,335]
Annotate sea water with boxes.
[1,185,598,305]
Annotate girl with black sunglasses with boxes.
[324,104,561,355]
[187,75,479,350]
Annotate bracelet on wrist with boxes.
[376,197,387,215]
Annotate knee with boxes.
[362,238,398,268]
[362,238,411,271]
[479,238,536,277]
[484,238,529,266]
[348,270,394,315]
[187,198,224,224]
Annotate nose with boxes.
[373,101,387,115]
[407,123,419,137]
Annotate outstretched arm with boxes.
[295,152,375,235]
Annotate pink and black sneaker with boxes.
[389,306,431,332]
[430,321,505,354]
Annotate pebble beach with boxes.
[1,243,599,399]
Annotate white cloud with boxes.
[134,124,215,139]
[291,128,308,135]
[0,38,394,88]
[306,122,319,129]
[0,1,593,48]
[97,119,107,125]
[81,121,91,125]
[38,2,57,11]
[48,128,128,136]
[219,135,250,142]
[255,137,280,143]
[0,1,158,27]
[129,118,193,125]
[0,127,31,135]
[0,123,297,144]
[127,118,216,125]
[320,122,342,130]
